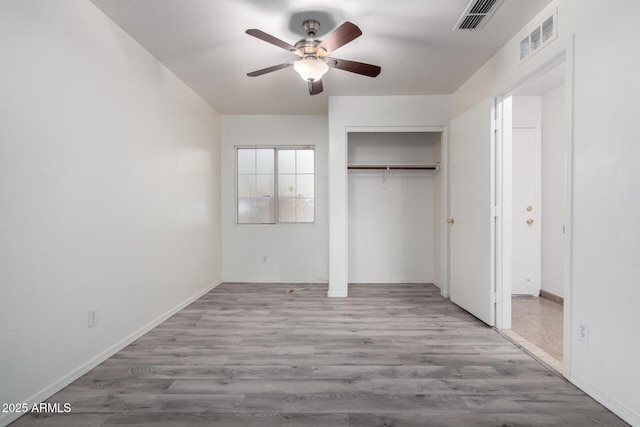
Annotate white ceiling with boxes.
[90,0,552,115]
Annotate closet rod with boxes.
[347,164,439,171]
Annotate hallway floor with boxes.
[507,296,563,373]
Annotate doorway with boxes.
[503,59,568,372]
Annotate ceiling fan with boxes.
[246,20,381,95]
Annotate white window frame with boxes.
[235,146,316,225]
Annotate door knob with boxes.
[527,218,534,225]
[447,218,455,225]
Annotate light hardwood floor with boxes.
[12,283,627,426]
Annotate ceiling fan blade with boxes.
[326,57,381,77]
[247,62,293,77]
[246,29,302,56]
[308,79,323,95]
[316,22,362,55]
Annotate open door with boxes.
[449,98,496,326]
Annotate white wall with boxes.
[453,1,640,424]
[347,132,437,283]
[328,95,452,297]
[220,115,328,283]
[0,2,222,424]
[541,84,566,298]
[513,96,542,127]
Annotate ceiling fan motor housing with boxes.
[294,38,323,57]
[302,19,320,37]
[296,20,326,58]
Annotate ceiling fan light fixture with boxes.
[293,57,329,82]
[246,20,379,95]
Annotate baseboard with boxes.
[0,280,221,427]
[327,282,435,298]
[570,372,640,426]
[432,280,450,297]
[539,289,564,306]
[327,291,348,298]
[347,280,434,284]
[222,279,329,285]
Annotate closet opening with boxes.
[346,130,445,292]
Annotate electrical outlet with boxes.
[578,320,589,344]
[262,255,267,264]
[88,307,98,328]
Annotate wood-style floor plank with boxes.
[10,283,628,426]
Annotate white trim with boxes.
[501,49,567,97]
[327,291,348,298]
[440,126,450,298]
[490,98,497,327]
[234,146,317,225]
[562,35,575,380]
[222,279,328,284]
[495,96,512,329]
[348,280,435,284]
[0,281,222,427]
[570,372,640,427]
[345,125,446,133]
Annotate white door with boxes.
[449,98,496,326]
[511,127,541,295]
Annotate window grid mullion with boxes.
[254,151,258,224]
[274,148,279,223]
[236,146,313,225]
[294,149,298,223]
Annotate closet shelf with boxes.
[347,163,439,171]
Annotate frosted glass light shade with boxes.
[293,58,329,82]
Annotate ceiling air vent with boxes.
[454,0,505,31]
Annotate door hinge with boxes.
[492,118,502,132]
[493,206,500,217]
[491,292,498,304]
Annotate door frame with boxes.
[494,44,575,378]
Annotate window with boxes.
[236,147,314,224]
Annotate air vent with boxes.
[541,15,555,42]
[454,0,504,31]
[519,9,558,63]
[520,37,530,61]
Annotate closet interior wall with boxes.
[347,132,442,284]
